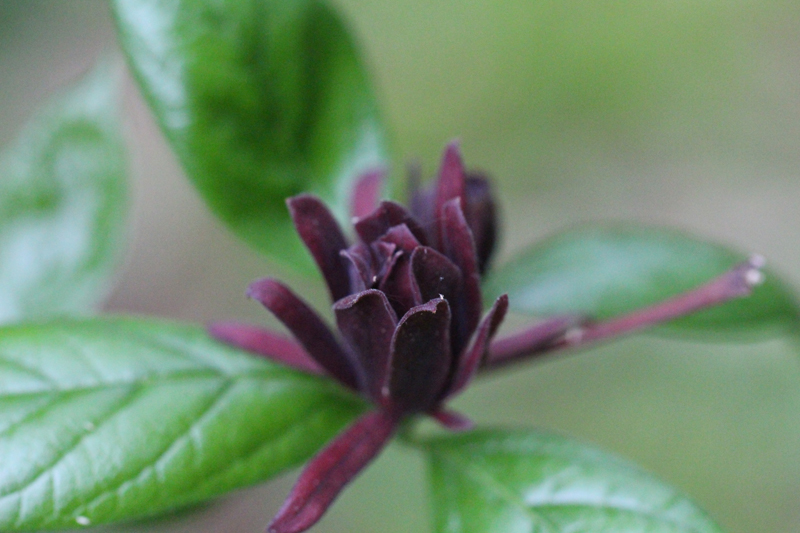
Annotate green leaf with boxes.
[112,0,388,270]
[484,224,800,337]
[0,63,127,323]
[0,317,364,530]
[425,428,724,533]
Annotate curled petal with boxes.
[434,141,467,248]
[248,278,360,391]
[354,201,428,245]
[350,169,385,220]
[441,198,482,355]
[379,223,421,253]
[430,409,474,432]
[372,240,398,282]
[268,409,399,533]
[288,195,351,302]
[444,295,509,398]
[334,290,398,403]
[388,298,452,413]
[340,244,375,293]
[484,256,767,370]
[208,322,323,375]
[484,314,586,370]
[379,245,461,321]
[552,255,767,349]
[410,246,462,304]
[463,174,498,275]
[379,254,422,317]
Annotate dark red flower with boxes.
[211,142,764,533]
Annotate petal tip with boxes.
[246,277,279,303]
[445,138,462,153]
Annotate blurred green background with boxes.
[2,1,800,532]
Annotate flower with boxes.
[210,142,764,533]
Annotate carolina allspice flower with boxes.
[211,141,765,533]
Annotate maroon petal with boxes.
[350,169,385,220]
[388,298,452,414]
[379,253,422,318]
[248,278,360,391]
[340,244,375,293]
[430,409,474,432]
[463,174,498,275]
[334,290,398,403]
[484,256,766,371]
[443,295,509,399]
[287,195,352,302]
[569,256,764,346]
[379,223,421,253]
[372,240,398,282]
[433,141,467,247]
[268,409,398,533]
[410,246,462,303]
[354,201,428,245]
[484,314,586,370]
[208,322,323,375]
[440,198,483,355]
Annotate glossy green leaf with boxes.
[484,224,800,336]
[425,428,724,533]
[112,0,388,270]
[0,317,364,530]
[0,64,127,323]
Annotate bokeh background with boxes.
[2,1,800,532]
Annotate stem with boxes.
[484,255,765,370]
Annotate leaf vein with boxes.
[70,379,237,519]
[436,450,560,533]
[0,394,61,438]
[7,385,140,527]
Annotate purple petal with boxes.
[433,141,467,247]
[208,322,323,375]
[379,242,462,319]
[334,290,398,403]
[429,409,475,432]
[247,278,360,391]
[379,223,421,253]
[350,169,385,220]
[372,240,398,281]
[410,246,462,303]
[388,298,452,413]
[440,198,482,355]
[484,314,586,370]
[379,253,422,318]
[340,244,375,293]
[287,195,352,302]
[268,409,398,533]
[443,295,509,398]
[354,201,428,245]
[487,255,768,365]
[568,255,764,345]
[463,174,498,275]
